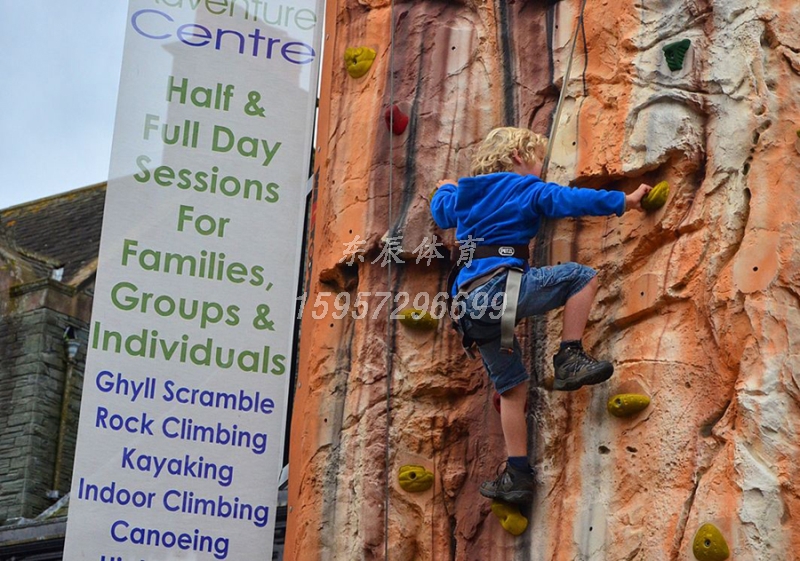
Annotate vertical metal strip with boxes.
[384,1,396,559]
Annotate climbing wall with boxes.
[286,0,800,559]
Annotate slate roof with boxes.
[0,183,106,284]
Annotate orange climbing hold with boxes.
[398,465,434,493]
[384,105,409,135]
[491,501,528,536]
[344,47,376,78]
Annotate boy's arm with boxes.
[623,183,653,212]
[429,179,458,229]
[527,180,651,218]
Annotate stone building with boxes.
[0,184,103,559]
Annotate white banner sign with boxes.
[64,1,323,559]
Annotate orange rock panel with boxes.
[286,0,800,559]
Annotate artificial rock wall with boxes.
[286,0,800,559]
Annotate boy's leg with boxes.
[499,383,527,457]
[553,275,613,390]
[513,264,613,391]
[462,278,533,504]
[479,381,534,505]
[561,275,598,341]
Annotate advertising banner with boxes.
[64,1,323,559]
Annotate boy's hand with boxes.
[430,178,457,200]
[625,183,653,212]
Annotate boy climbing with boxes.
[429,127,652,505]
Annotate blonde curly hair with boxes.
[470,127,547,176]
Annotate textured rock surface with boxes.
[287,0,800,559]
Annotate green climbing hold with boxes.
[796,130,800,139]
[607,393,651,417]
[397,308,438,331]
[663,39,691,72]
[692,523,730,561]
[491,501,528,536]
[344,47,376,78]
[642,181,670,211]
[398,465,434,493]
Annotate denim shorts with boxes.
[458,262,597,394]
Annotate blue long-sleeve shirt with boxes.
[430,172,625,293]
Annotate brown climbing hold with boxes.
[397,308,438,331]
[384,105,409,135]
[692,523,730,560]
[607,393,651,417]
[398,465,434,493]
[344,47,376,79]
[491,501,528,536]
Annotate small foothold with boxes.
[344,47,376,78]
[398,465,434,493]
[663,39,691,71]
[397,308,438,331]
[607,393,651,417]
[692,523,730,560]
[642,181,670,211]
[384,105,409,135]
[491,501,528,536]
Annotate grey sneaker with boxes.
[553,346,614,391]
[479,463,534,505]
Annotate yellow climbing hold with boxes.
[344,47,376,78]
[398,465,434,493]
[692,523,730,561]
[491,501,528,536]
[607,394,651,417]
[397,308,438,331]
[642,181,670,211]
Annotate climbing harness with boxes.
[448,245,529,355]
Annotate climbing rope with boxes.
[541,0,589,180]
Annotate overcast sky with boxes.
[0,1,128,210]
